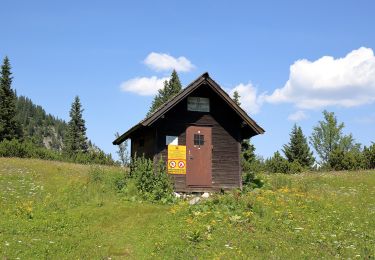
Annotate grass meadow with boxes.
[0,158,374,259]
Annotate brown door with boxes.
[186,126,212,187]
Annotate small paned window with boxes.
[187,97,210,112]
[194,134,204,146]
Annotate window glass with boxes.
[187,97,210,112]
[193,134,204,146]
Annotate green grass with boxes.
[1,158,374,259]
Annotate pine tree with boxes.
[283,124,315,168]
[148,70,182,115]
[64,96,88,154]
[233,90,241,106]
[0,56,22,141]
[241,139,256,172]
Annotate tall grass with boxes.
[1,158,374,259]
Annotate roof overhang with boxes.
[113,72,265,145]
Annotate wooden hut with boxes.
[113,72,265,192]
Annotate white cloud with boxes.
[120,76,169,96]
[230,82,265,115]
[288,110,308,121]
[144,52,195,72]
[265,47,375,109]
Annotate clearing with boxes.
[0,158,374,259]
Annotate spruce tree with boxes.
[0,56,22,141]
[233,90,241,106]
[283,124,315,168]
[241,139,256,172]
[167,70,182,97]
[64,96,88,154]
[148,70,182,115]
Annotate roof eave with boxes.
[112,123,143,145]
[205,77,265,135]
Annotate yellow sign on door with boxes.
[168,145,186,174]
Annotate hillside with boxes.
[15,95,67,150]
[14,95,106,155]
[0,158,374,259]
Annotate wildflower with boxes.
[229,215,242,223]
[243,211,254,218]
[193,211,201,217]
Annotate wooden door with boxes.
[186,126,212,187]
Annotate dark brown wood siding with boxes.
[152,83,246,192]
[131,127,155,160]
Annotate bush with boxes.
[129,156,173,202]
[70,151,116,166]
[0,139,116,165]
[288,160,303,174]
[0,139,58,160]
[328,148,365,171]
[265,151,303,174]
[363,143,375,169]
[265,151,290,174]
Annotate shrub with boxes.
[288,160,303,174]
[264,151,304,175]
[111,170,127,192]
[265,151,290,174]
[363,143,375,169]
[328,148,365,171]
[0,139,116,165]
[0,139,58,160]
[129,156,173,202]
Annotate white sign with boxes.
[166,136,178,145]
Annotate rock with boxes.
[174,192,181,198]
[201,192,210,198]
[189,197,200,205]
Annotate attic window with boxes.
[187,97,210,112]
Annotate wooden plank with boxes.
[151,85,244,191]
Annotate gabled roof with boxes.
[113,72,265,145]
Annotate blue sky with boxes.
[1,0,374,160]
